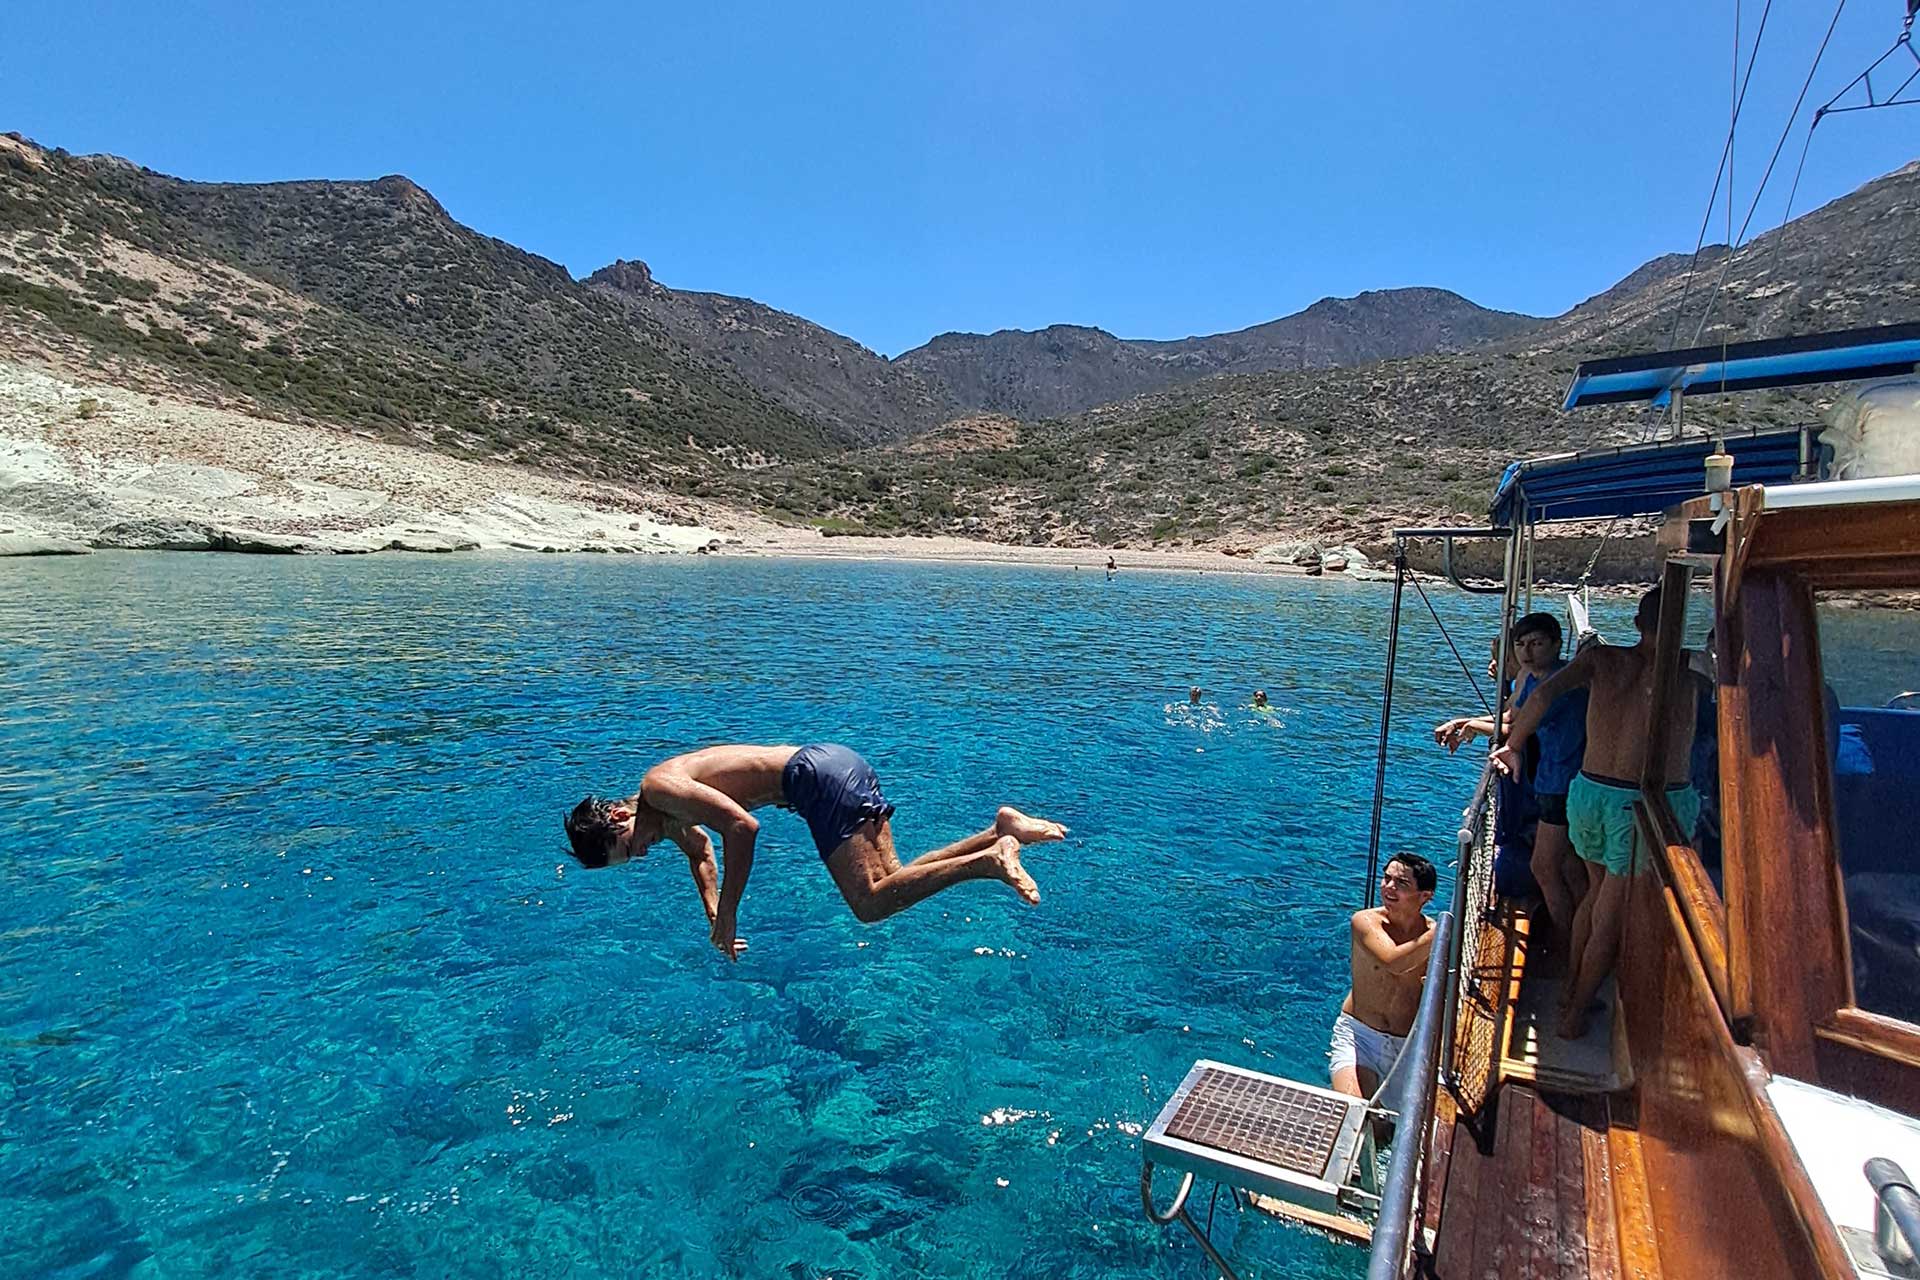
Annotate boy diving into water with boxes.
[565,744,1067,960]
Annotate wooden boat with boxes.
[1141,322,1920,1279]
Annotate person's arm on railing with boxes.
[1490,648,1599,777]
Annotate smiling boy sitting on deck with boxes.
[1331,853,1438,1099]
[564,743,1067,960]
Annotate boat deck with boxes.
[1425,1084,1659,1279]
[1420,905,1662,1278]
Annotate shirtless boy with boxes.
[564,744,1067,960]
[1491,588,1697,1038]
[1330,853,1438,1099]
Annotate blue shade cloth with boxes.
[1561,322,1920,410]
[1517,669,1587,798]
[1490,428,1809,526]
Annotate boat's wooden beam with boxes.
[1718,568,1848,1078]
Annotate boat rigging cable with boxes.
[1772,1,1920,271]
[1665,0,1777,354]
[1691,0,1851,344]
[1363,544,1492,907]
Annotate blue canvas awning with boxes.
[1563,322,1920,409]
[1490,428,1811,525]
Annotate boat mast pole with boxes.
[1364,542,1408,908]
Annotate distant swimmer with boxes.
[1106,556,1117,581]
[565,744,1067,960]
[1252,690,1272,711]
[1189,686,1203,706]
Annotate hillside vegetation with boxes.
[733,161,1920,548]
[3,129,1915,550]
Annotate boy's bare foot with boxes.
[990,835,1042,904]
[996,806,1069,844]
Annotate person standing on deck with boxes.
[564,744,1068,960]
[1330,853,1438,1099]
[1435,612,1589,962]
[1491,588,1698,1040]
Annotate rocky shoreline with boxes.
[0,359,750,558]
[1,358,1392,574]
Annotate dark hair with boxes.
[1511,612,1562,648]
[564,795,621,868]
[1386,852,1438,893]
[1635,586,1663,632]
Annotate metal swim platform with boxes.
[1141,1061,1375,1278]
[1141,911,1457,1280]
[1147,1062,1370,1207]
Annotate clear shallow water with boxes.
[1,552,1554,1279]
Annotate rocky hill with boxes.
[585,258,951,446]
[4,128,1915,556]
[732,160,1920,549]
[0,133,835,488]
[893,288,1540,419]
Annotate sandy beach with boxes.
[727,528,1324,576]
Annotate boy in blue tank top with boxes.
[1435,612,1588,961]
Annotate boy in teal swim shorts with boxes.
[1492,588,1699,1040]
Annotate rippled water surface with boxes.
[1,552,1568,1279]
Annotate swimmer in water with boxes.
[1253,690,1271,710]
[565,744,1068,960]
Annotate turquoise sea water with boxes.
[0,553,1557,1279]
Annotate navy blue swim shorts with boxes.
[781,743,896,862]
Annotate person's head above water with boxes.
[1510,612,1563,674]
[564,794,666,868]
[1381,852,1437,917]
[1189,686,1202,705]
[1253,689,1269,707]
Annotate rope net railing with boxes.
[1447,769,1506,1124]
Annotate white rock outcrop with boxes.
[0,360,753,556]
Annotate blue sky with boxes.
[11,1,1918,355]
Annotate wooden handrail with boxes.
[1818,1008,1920,1072]
[1653,879,1858,1279]
[1636,798,1736,1025]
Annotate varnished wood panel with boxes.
[1634,800,1732,1024]
[1638,560,1694,796]
[1810,1030,1920,1115]
[1717,568,1848,1076]
[1618,868,1851,1278]
[1582,1116,1620,1280]
[1602,1109,1661,1280]
[1742,497,1920,574]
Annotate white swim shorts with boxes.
[1327,1010,1405,1085]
